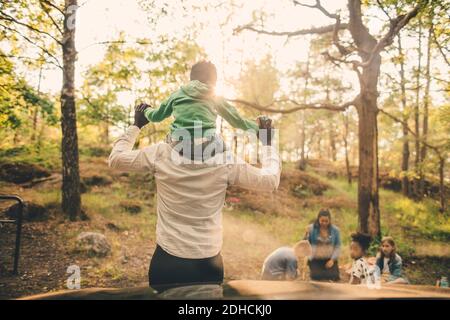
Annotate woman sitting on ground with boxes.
[304,209,341,281]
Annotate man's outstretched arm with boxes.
[228,144,281,192]
[228,118,280,192]
[108,104,157,173]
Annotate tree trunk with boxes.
[438,157,446,213]
[356,54,381,239]
[419,24,432,196]
[316,134,322,159]
[103,122,109,144]
[31,106,39,142]
[329,121,337,162]
[233,129,238,155]
[413,17,422,199]
[397,34,410,197]
[299,45,311,170]
[342,113,352,185]
[347,0,425,238]
[61,0,81,221]
[31,66,43,142]
[299,112,307,170]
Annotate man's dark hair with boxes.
[351,232,372,252]
[190,61,217,86]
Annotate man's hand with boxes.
[134,103,151,129]
[325,259,335,269]
[256,115,274,146]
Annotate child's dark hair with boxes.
[351,232,372,252]
[190,61,217,86]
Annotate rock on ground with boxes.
[76,232,111,257]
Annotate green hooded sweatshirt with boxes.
[144,80,258,138]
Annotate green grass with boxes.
[81,185,157,234]
[230,171,448,262]
[0,143,61,170]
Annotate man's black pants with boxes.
[148,244,224,290]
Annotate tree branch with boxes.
[233,23,347,37]
[227,97,356,114]
[294,1,354,56]
[358,1,427,68]
[348,0,377,54]
[0,10,62,45]
[376,0,393,21]
[293,0,338,19]
[378,108,444,156]
[321,51,363,80]
[39,0,64,35]
[0,23,61,68]
[0,53,61,69]
[332,15,354,56]
[431,26,450,67]
[39,0,64,15]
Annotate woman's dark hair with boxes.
[313,208,331,229]
[351,232,372,252]
[190,61,217,86]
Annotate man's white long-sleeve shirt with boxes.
[109,125,281,259]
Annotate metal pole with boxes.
[0,194,24,275]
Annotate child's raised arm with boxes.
[215,98,259,133]
[144,95,175,123]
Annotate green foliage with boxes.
[367,227,416,257]
[80,146,110,158]
[0,141,60,170]
[0,53,56,137]
[78,35,144,135]
[292,185,313,198]
[78,34,206,142]
[234,54,280,111]
[386,197,450,241]
[142,36,206,102]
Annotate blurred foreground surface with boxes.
[21,280,450,300]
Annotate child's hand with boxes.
[256,116,273,146]
[135,103,151,112]
[256,115,272,129]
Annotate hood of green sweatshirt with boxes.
[180,80,214,99]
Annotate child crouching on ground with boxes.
[261,240,312,281]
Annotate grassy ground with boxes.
[0,147,449,298]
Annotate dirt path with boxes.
[222,211,283,281]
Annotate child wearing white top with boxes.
[349,232,374,285]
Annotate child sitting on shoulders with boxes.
[140,61,260,156]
